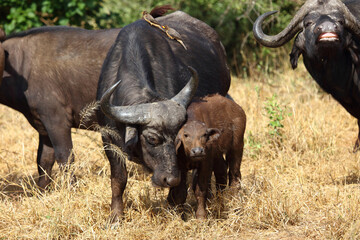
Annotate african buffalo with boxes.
[0,29,5,86]
[97,10,230,219]
[0,26,121,188]
[173,94,246,219]
[253,0,360,151]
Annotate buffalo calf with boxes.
[171,94,246,219]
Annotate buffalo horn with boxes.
[171,66,199,108]
[253,0,319,48]
[337,1,360,38]
[99,80,152,125]
[99,66,198,125]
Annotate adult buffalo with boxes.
[0,29,5,85]
[0,26,121,188]
[97,10,230,218]
[253,0,360,151]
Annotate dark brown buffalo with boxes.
[0,29,5,86]
[253,0,360,151]
[171,94,246,219]
[97,9,231,219]
[0,26,120,188]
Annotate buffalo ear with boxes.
[348,38,360,66]
[125,126,138,152]
[175,128,184,154]
[290,45,301,69]
[206,128,221,143]
[290,32,305,69]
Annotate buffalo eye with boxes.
[338,19,344,25]
[304,21,313,28]
[203,133,210,141]
[145,133,162,146]
[184,133,189,138]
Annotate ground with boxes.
[0,64,359,239]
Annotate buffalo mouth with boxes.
[318,32,339,42]
[189,155,206,162]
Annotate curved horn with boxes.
[337,1,360,38]
[171,66,199,108]
[99,80,152,125]
[100,66,198,125]
[253,0,320,48]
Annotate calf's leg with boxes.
[193,163,212,219]
[213,154,227,192]
[227,140,244,187]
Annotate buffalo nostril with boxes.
[191,147,204,155]
[165,175,181,187]
[162,177,167,185]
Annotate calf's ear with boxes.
[175,128,184,154]
[206,128,221,143]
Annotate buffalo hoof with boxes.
[109,210,124,223]
[229,179,242,189]
[37,178,52,191]
[195,208,207,220]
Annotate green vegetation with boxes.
[0,0,301,74]
[264,94,289,139]
[0,0,113,33]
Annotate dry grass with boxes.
[1,63,360,239]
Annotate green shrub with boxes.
[264,94,291,141]
[0,0,119,34]
[0,0,302,76]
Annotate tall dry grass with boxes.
[0,63,359,239]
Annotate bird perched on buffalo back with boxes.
[142,6,187,50]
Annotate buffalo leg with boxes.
[103,137,128,221]
[213,154,227,192]
[37,134,56,189]
[353,120,360,153]
[193,164,212,219]
[42,121,77,188]
[46,126,74,170]
[167,169,188,206]
[227,141,244,187]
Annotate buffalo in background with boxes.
[0,29,5,85]
[97,9,230,219]
[253,0,360,151]
[0,26,121,188]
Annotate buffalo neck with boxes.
[304,50,353,97]
[303,49,360,117]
